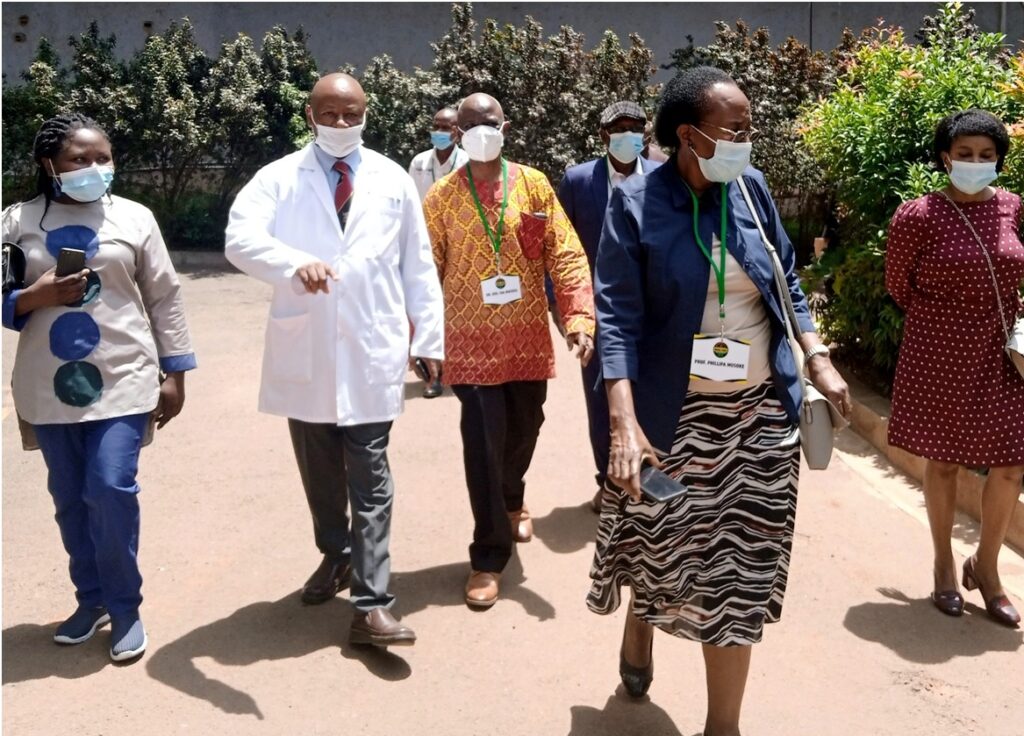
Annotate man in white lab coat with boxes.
[225,73,444,647]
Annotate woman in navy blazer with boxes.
[585,68,849,734]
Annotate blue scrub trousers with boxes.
[33,413,149,618]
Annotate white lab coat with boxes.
[225,144,445,426]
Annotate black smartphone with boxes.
[413,358,434,382]
[55,248,86,277]
[639,464,687,502]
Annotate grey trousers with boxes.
[288,419,395,612]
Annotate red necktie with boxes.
[333,160,353,229]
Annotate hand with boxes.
[295,261,338,294]
[409,356,443,383]
[607,414,661,501]
[806,356,851,419]
[566,331,594,368]
[15,267,89,315]
[154,372,186,429]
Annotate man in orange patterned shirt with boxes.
[423,93,595,609]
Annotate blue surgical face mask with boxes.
[431,130,454,150]
[947,159,997,195]
[607,131,644,164]
[51,163,115,202]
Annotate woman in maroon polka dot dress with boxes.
[886,109,1024,628]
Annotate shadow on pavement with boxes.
[532,502,599,554]
[144,553,554,717]
[843,587,1023,664]
[2,622,111,683]
[146,593,363,719]
[567,692,688,735]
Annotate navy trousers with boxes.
[33,413,149,618]
[581,340,610,489]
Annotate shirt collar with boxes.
[312,142,363,175]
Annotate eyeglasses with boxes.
[697,123,761,144]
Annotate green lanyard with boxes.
[466,158,509,273]
[687,182,729,327]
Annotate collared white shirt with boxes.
[408,146,469,201]
[608,155,644,194]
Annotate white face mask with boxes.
[460,125,504,162]
[313,117,365,158]
[691,126,752,183]
[947,159,997,195]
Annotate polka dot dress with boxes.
[885,189,1024,467]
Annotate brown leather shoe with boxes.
[349,608,416,647]
[465,571,500,609]
[508,505,533,543]
[300,556,352,605]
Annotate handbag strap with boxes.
[936,190,1013,341]
[735,176,808,366]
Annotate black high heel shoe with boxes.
[619,617,654,698]
[962,556,1021,628]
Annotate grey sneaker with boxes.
[109,616,147,662]
[54,606,110,645]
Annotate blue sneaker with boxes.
[54,606,110,645]
[109,615,147,662]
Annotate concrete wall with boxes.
[3,2,1022,84]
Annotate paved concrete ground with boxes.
[3,270,1023,736]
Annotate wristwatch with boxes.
[805,344,831,363]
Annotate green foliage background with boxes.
[1,4,655,249]
[3,1,1021,387]
[799,2,1024,386]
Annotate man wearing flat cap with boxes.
[557,100,652,511]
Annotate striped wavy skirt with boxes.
[586,380,800,647]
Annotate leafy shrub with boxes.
[363,2,658,183]
[800,2,1023,383]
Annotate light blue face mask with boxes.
[607,132,645,164]
[52,164,115,203]
[947,159,997,195]
[431,131,454,150]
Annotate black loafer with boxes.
[301,556,352,605]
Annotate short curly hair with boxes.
[654,66,737,151]
[933,109,1010,172]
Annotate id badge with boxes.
[689,334,750,382]
[481,274,522,305]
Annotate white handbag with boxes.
[938,191,1024,381]
[736,177,849,470]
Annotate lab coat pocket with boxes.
[517,212,548,260]
[365,315,408,385]
[266,312,312,383]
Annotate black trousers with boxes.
[452,381,547,573]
